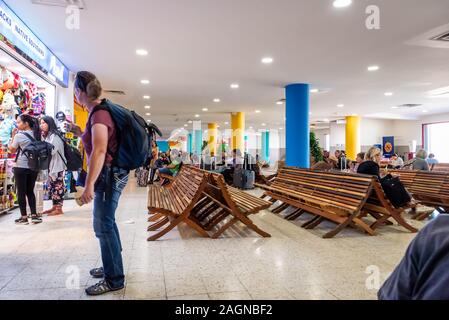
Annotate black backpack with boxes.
[90,99,162,171]
[16,132,54,172]
[55,132,83,172]
[380,174,412,208]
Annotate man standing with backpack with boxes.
[73,71,155,296]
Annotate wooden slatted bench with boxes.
[190,171,272,238]
[260,167,418,238]
[390,170,449,219]
[147,165,208,241]
[432,163,449,173]
[260,167,376,238]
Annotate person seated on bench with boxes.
[413,149,430,171]
[349,152,365,173]
[378,215,449,300]
[426,153,438,167]
[158,149,182,177]
[357,147,382,179]
[222,149,243,185]
[389,153,404,169]
[149,152,170,184]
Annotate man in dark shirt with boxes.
[378,215,449,300]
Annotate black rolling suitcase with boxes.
[233,155,255,190]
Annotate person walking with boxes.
[72,71,129,296]
[8,114,42,225]
[40,116,67,216]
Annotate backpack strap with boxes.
[87,99,114,158]
[14,132,36,162]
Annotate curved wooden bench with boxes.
[190,171,272,238]
[260,167,418,238]
[147,165,208,241]
[261,167,375,238]
[390,170,449,219]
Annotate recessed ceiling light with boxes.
[195,114,200,118]
[337,104,344,108]
[188,120,193,124]
[391,106,399,109]
[249,126,253,129]
[144,105,151,109]
[202,108,208,112]
[136,49,148,56]
[140,79,150,85]
[255,110,261,113]
[143,95,150,99]
[230,83,239,89]
[384,92,394,96]
[367,65,380,72]
[333,0,352,8]
[422,110,428,113]
[184,124,188,127]
[279,128,283,130]
[146,113,151,116]
[261,57,273,64]
[213,98,220,103]
[276,101,283,105]
[261,123,266,126]
[225,122,229,125]
[323,119,330,122]
[310,89,319,93]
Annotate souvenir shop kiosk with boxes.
[0,0,70,214]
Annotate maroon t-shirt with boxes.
[82,109,117,166]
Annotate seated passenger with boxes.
[412,149,430,171]
[390,153,404,169]
[427,153,438,167]
[378,215,449,300]
[349,152,365,173]
[158,149,182,177]
[357,147,381,179]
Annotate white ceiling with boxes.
[6,0,449,137]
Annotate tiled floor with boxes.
[0,176,428,300]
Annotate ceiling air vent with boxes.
[31,0,86,9]
[103,90,126,95]
[397,104,422,108]
[431,31,449,42]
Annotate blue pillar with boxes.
[261,131,270,162]
[194,129,203,157]
[187,133,193,154]
[286,83,310,168]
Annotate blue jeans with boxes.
[93,166,129,289]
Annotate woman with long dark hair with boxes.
[40,116,67,216]
[8,114,42,225]
[71,71,129,296]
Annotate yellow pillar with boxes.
[208,123,218,157]
[345,116,361,161]
[231,112,245,154]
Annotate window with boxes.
[423,122,449,162]
[325,134,330,152]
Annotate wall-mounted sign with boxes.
[0,0,69,87]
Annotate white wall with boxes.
[55,71,75,119]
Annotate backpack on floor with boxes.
[17,132,54,172]
[90,99,162,171]
[55,132,83,172]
